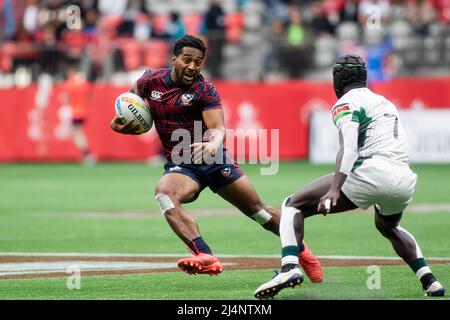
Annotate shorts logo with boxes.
[221,167,232,178]
[181,94,194,106]
[169,166,182,172]
[151,91,163,101]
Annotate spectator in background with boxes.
[203,0,226,79]
[40,25,64,77]
[83,8,99,39]
[0,0,16,41]
[23,0,40,36]
[406,0,437,36]
[286,7,305,47]
[263,19,286,78]
[310,0,336,35]
[389,0,409,22]
[59,62,95,165]
[339,0,359,24]
[280,6,310,78]
[261,0,290,24]
[165,12,186,42]
[117,0,142,37]
[133,9,153,41]
[11,24,38,77]
[80,0,99,12]
[364,30,396,81]
[40,0,68,41]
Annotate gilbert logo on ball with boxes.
[115,92,153,134]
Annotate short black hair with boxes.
[173,34,206,57]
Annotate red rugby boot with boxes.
[299,241,323,283]
[178,253,224,276]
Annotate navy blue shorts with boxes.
[163,156,243,195]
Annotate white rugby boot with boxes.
[425,281,445,297]
[254,268,304,299]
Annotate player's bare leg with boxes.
[155,173,201,242]
[285,174,357,246]
[216,175,279,234]
[254,174,357,298]
[374,209,445,296]
[71,124,95,165]
[217,175,323,282]
[155,173,223,275]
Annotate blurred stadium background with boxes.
[0,0,449,300]
[0,0,449,163]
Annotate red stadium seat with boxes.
[225,12,244,43]
[0,43,16,72]
[117,38,143,71]
[152,14,170,38]
[143,40,169,69]
[61,30,88,57]
[183,14,202,35]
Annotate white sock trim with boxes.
[396,225,423,258]
[282,255,299,266]
[416,266,432,279]
[280,196,300,248]
[251,209,272,225]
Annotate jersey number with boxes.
[384,114,398,139]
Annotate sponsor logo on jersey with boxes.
[181,94,194,106]
[169,166,182,172]
[221,167,232,178]
[151,91,163,101]
[332,103,351,124]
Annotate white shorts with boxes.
[341,156,417,216]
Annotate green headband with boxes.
[334,63,365,68]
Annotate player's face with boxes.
[172,47,204,86]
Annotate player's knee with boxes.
[155,184,177,198]
[283,196,294,208]
[284,194,308,210]
[375,219,395,238]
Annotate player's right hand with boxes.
[110,115,141,135]
[318,189,339,215]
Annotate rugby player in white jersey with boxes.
[254,55,445,299]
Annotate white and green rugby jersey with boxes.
[331,87,409,166]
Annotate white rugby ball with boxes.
[115,92,153,134]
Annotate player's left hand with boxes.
[190,142,219,164]
[318,189,340,215]
[110,115,141,135]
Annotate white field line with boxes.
[26,203,450,218]
[0,252,449,261]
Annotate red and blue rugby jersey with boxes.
[137,68,222,160]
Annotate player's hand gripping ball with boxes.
[114,92,153,134]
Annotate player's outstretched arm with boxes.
[191,109,226,163]
[318,122,359,214]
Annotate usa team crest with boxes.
[181,94,194,106]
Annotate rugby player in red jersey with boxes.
[110,35,322,281]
